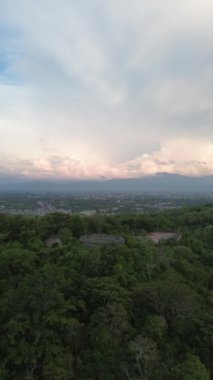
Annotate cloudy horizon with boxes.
[0,0,213,179]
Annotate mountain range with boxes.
[0,173,213,192]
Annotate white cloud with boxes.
[0,0,213,177]
[1,138,212,179]
[122,139,213,177]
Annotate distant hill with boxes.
[0,173,213,192]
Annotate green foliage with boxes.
[0,204,212,379]
[178,354,210,380]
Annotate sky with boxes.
[0,0,213,180]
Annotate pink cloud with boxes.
[1,138,213,180]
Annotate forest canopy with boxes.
[0,204,212,379]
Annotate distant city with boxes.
[0,191,213,216]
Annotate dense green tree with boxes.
[0,204,212,379]
[178,354,210,380]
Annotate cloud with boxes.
[121,138,213,177]
[0,0,213,177]
[0,138,212,179]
